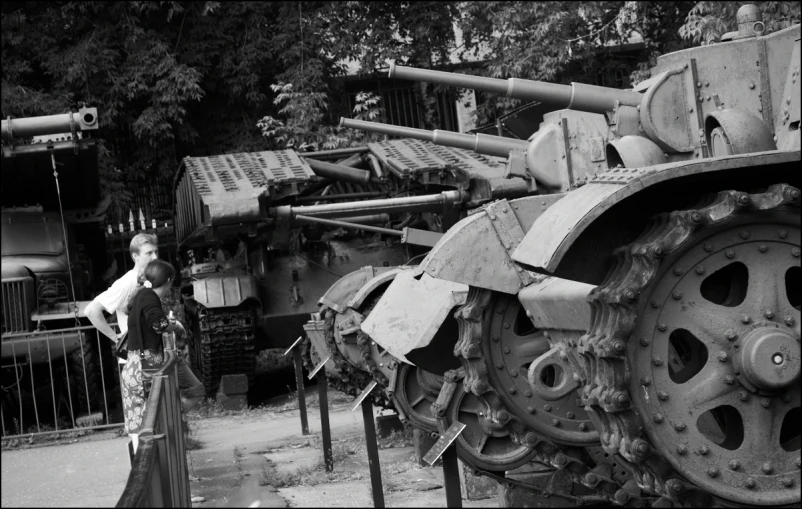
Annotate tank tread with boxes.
[193,306,255,397]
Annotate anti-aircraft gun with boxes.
[344,10,801,507]
[172,133,542,398]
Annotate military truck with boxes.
[1,107,106,430]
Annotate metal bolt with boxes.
[718,352,729,362]
[640,337,650,347]
[553,419,561,427]
[757,244,769,253]
[651,300,661,309]
[750,83,756,89]
[654,357,664,367]
[650,245,664,257]
[559,350,568,361]
[764,309,774,319]
[673,421,686,431]
[689,211,703,224]
[510,371,518,378]
[633,439,650,456]
[739,391,749,401]
[762,463,773,474]
[496,361,504,369]
[741,315,752,324]
[695,266,706,275]
[785,316,795,326]
[658,391,669,401]
[725,375,735,385]
[708,468,719,477]
[615,392,629,406]
[641,376,652,386]
[544,404,552,412]
[667,479,686,495]
[524,389,532,398]
[705,82,709,87]
[613,341,625,352]
[699,445,710,455]
[503,346,510,354]
[761,398,771,408]
[688,107,694,113]
[492,336,499,342]
[673,267,684,276]
[504,243,511,250]
[793,247,801,257]
[726,330,737,341]
[672,291,683,300]
[490,215,497,220]
[566,412,574,418]
[579,423,588,431]
[737,193,751,206]
[729,460,741,470]
[677,444,688,455]
[624,289,637,301]
[745,478,756,489]
[789,189,801,201]
[508,386,516,394]
[527,406,536,414]
[697,82,702,88]
[706,95,711,101]
[654,413,664,423]
[782,478,794,487]
[779,229,788,239]
[725,249,735,259]
[657,323,668,332]
[704,243,714,252]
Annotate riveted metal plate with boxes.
[588,167,654,185]
[484,199,535,286]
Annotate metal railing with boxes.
[1,325,124,438]
[116,339,191,507]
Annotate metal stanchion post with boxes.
[285,336,309,435]
[423,421,466,508]
[442,445,461,508]
[353,381,384,508]
[317,370,333,472]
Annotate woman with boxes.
[121,259,184,452]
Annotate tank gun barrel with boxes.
[340,118,528,158]
[389,63,642,114]
[1,107,98,142]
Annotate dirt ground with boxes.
[185,386,498,508]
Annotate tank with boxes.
[171,137,536,396]
[342,11,800,507]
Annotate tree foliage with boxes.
[2,0,799,214]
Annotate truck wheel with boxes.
[68,337,102,416]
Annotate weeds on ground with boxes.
[377,425,414,449]
[187,387,356,421]
[1,423,98,449]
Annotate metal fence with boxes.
[1,325,124,439]
[116,343,191,507]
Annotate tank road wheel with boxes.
[484,294,598,446]
[434,376,537,472]
[392,364,440,433]
[575,184,800,506]
[68,335,102,415]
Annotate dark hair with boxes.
[125,260,175,314]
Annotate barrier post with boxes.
[284,336,309,435]
[423,421,467,509]
[317,370,334,472]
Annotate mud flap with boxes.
[360,270,468,364]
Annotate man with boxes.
[85,233,159,344]
[86,233,204,454]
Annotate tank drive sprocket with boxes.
[570,183,800,506]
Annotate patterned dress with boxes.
[121,315,169,434]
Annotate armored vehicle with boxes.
[172,134,540,396]
[1,108,105,424]
[343,9,800,507]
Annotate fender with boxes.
[361,270,468,366]
[420,194,565,293]
[318,266,396,313]
[347,266,411,310]
[191,274,261,309]
[512,149,801,283]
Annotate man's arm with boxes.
[85,300,119,343]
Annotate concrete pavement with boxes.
[1,432,130,507]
